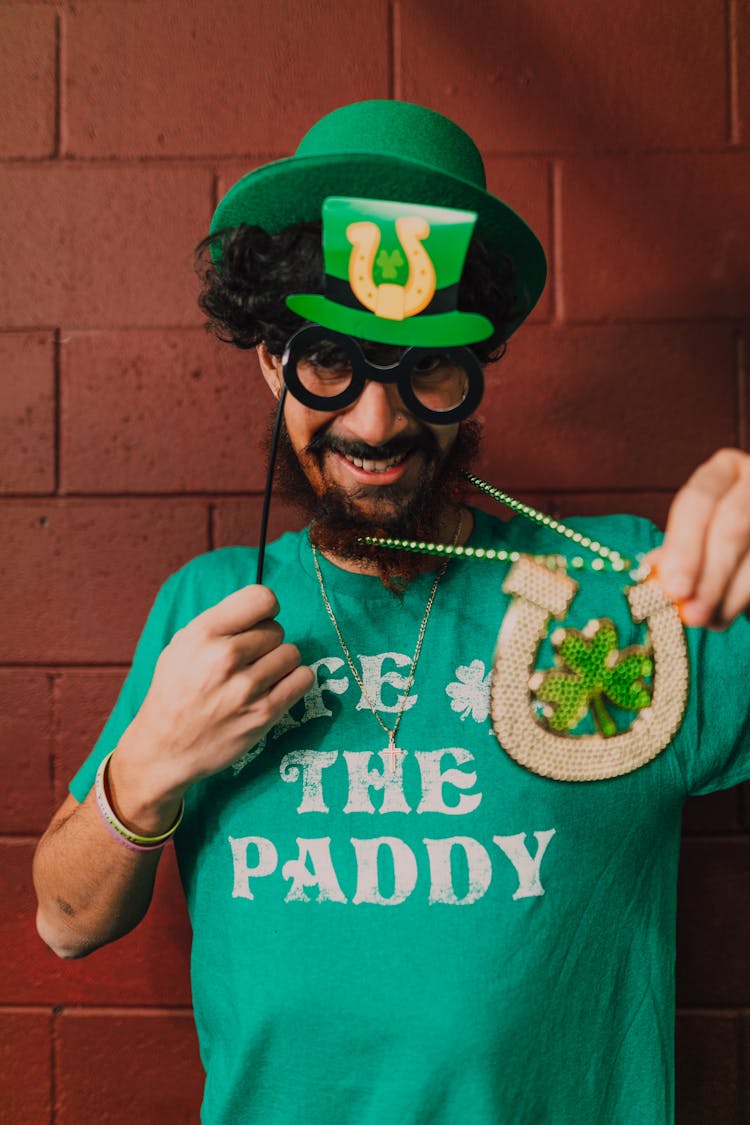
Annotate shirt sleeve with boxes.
[677,611,750,796]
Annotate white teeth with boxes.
[343,451,407,473]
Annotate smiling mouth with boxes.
[338,450,411,474]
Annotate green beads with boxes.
[359,474,641,576]
[463,472,631,569]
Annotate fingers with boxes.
[717,547,750,626]
[189,586,286,671]
[659,452,734,601]
[227,619,285,668]
[230,646,315,727]
[197,585,280,638]
[682,473,750,626]
[230,662,316,755]
[657,450,750,628]
[264,663,317,714]
[235,642,309,702]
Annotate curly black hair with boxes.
[195,222,517,364]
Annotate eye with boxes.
[409,355,470,412]
[413,354,444,374]
[302,345,351,372]
[294,339,354,397]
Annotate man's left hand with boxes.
[649,448,750,629]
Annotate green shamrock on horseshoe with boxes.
[376,247,404,279]
[529,619,653,738]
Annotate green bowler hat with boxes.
[287,196,493,347]
[209,100,547,339]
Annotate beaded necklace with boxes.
[362,473,640,577]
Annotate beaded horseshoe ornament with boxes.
[362,474,690,782]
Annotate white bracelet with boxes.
[94,751,184,851]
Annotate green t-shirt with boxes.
[70,508,750,1125]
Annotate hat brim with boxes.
[286,296,494,348]
[211,152,547,338]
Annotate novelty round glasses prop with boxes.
[281,325,484,424]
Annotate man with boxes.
[34,100,750,1124]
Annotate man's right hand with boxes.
[107,584,315,834]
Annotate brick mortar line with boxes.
[53,10,62,159]
[484,488,678,496]
[0,1012,57,1021]
[518,315,750,327]
[53,328,61,494]
[0,663,129,671]
[389,1,401,101]
[207,501,215,552]
[728,0,741,145]
[0,489,684,502]
[739,1014,749,1125]
[482,145,750,158]
[3,316,745,332]
[676,1006,750,1015]
[680,833,750,844]
[55,3,67,162]
[738,1006,747,1125]
[47,1005,195,1017]
[3,147,750,168]
[0,154,286,168]
[551,159,563,325]
[738,333,747,451]
[0,492,264,501]
[50,1004,58,1125]
[682,832,750,839]
[48,671,60,815]
[0,325,203,334]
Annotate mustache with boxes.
[305,428,438,463]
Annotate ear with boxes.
[256,343,283,399]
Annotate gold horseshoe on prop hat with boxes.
[346,217,437,321]
[491,556,689,782]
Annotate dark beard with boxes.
[267,413,482,591]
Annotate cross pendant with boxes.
[382,733,404,770]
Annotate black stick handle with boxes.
[255,387,287,586]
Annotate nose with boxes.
[339,379,409,447]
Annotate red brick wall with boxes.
[2,2,748,1122]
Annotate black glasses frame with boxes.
[281,325,484,425]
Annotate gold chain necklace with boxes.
[311,513,463,769]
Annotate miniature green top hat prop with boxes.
[286,196,493,346]
[209,100,547,339]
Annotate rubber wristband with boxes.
[94,751,184,850]
[96,803,165,853]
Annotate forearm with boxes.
[33,740,185,959]
[32,787,166,958]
